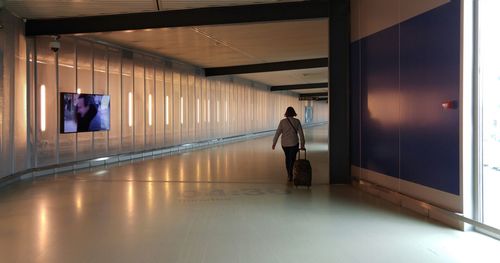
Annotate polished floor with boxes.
[0,125,499,263]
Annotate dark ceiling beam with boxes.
[25,1,329,36]
[205,58,328,76]
[299,97,328,101]
[299,92,328,98]
[270,82,328,92]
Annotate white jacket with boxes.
[272,117,305,147]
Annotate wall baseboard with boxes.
[351,167,500,240]
[351,166,462,212]
[352,176,465,231]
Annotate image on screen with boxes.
[60,93,110,133]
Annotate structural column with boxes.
[329,0,350,184]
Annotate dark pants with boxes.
[282,144,299,180]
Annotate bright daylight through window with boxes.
[478,0,500,230]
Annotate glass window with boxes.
[478,0,500,230]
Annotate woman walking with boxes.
[272,107,306,182]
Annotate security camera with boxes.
[49,40,60,52]
[49,35,60,52]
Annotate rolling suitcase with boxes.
[293,149,312,188]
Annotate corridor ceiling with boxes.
[6,0,329,97]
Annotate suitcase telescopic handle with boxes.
[298,148,307,160]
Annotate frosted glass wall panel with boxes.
[314,102,328,123]
[214,80,220,137]
[230,83,235,135]
[195,76,201,141]
[187,73,195,142]
[76,41,93,160]
[172,71,181,145]
[180,73,188,143]
[133,56,145,150]
[264,91,269,129]
[274,93,280,124]
[145,61,155,149]
[13,24,27,172]
[259,91,266,130]
[58,38,76,163]
[155,65,165,147]
[0,15,6,176]
[36,37,58,166]
[229,83,235,136]
[172,71,182,145]
[260,90,266,130]
[240,84,245,134]
[201,78,208,141]
[232,83,238,135]
[246,88,251,132]
[253,89,258,131]
[22,35,330,176]
[237,84,243,134]
[220,81,225,135]
[28,39,36,170]
[93,45,108,156]
[255,90,261,131]
[220,81,225,137]
[121,57,134,152]
[209,80,214,138]
[215,80,221,138]
[108,50,121,154]
[238,84,244,134]
[0,11,23,176]
[164,70,174,146]
[235,84,241,134]
[208,79,215,139]
[222,82,227,135]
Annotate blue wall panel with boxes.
[350,0,460,195]
[399,1,460,195]
[350,41,361,166]
[360,26,400,178]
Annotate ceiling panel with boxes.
[6,0,303,19]
[89,27,258,67]
[87,19,327,69]
[159,0,303,11]
[6,0,157,19]
[292,88,328,94]
[235,67,328,86]
[196,20,328,64]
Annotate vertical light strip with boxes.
[180,96,184,125]
[77,88,81,94]
[225,101,228,123]
[148,94,152,126]
[128,92,133,127]
[165,95,169,125]
[208,99,211,123]
[197,98,200,123]
[40,84,46,132]
[217,100,220,123]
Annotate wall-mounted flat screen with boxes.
[60,93,110,133]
